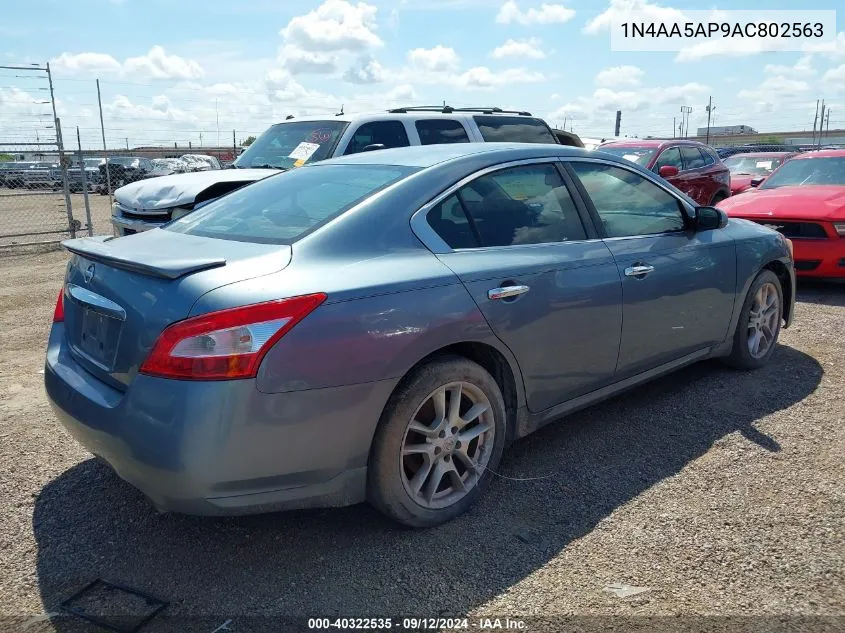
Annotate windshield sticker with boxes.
[293,158,306,168]
[756,160,773,170]
[288,142,320,160]
[310,128,334,143]
[623,154,641,162]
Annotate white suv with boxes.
[111,107,560,236]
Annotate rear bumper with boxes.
[44,325,396,515]
[792,238,845,279]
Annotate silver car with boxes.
[45,143,795,527]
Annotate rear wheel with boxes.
[368,357,506,528]
[724,270,783,369]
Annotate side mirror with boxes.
[361,143,386,152]
[695,206,728,231]
[750,177,765,187]
[658,165,679,178]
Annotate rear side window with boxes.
[681,146,706,169]
[345,121,410,155]
[473,116,557,143]
[700,148,715,165]
[428,164,586,248]
[166,164,416,244]
[415,119,470,145]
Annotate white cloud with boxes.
[123,46,205,80]
[676,37,796,62]
[276,45,338,74]
[50,47,204,80]
[491,38,545,59]
[456,66,545,90]
[736,76,811,111]
[496,0,575,25]
[280,0,382,52]
[584,0,684,35]
[408,45,460,72]
[821,64,845,89]
[547,81,708,125]
[595,65,644,87]
[804,31,845,60]
[51,52,121,74]
[763,55,814,77]
[343,57,387,84]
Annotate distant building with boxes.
[696,124,757,136]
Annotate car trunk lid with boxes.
[60,230,291,390]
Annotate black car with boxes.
[99,157,155,194]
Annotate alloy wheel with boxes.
[747,281,780,359]
[400,381,495,510]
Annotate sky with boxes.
[1,0,844,150]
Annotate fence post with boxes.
[77,127,93,236]
[54,118,76,239]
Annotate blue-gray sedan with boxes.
[45,143,795,527]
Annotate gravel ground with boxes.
[0,249,842,633]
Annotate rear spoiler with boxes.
[62,235,226,280]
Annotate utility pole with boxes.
[125,137,129,150]
[680,106,693,138]
[673,116,676,139]
[824,109,831,145]
[705,97,715,145]
[233,129,237,160]
[96,79,113,204]
[811,99,820,146]
[614,110,622,137]
[47,62,75,238]
[817,102,826,150]
[216,99,220,148]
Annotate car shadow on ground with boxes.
[795,280,845,307]
[33,345,822,632]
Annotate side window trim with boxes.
[560,157,695,239]
[411,157,594,254]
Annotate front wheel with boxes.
[724,269,783,369]
[368,357,507,528]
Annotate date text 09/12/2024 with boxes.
[307,617,527,630]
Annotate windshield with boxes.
[598,146,657,166]
[234,121,349,170]
[166,164,417,244]
[760,157,845,189]
[724,155,785,176]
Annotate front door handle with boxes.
[488,285,530,300]
[624,264,655,278]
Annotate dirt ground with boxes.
[0,249,843,633]
[0,190,112,247]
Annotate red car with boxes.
[598,139,731,205]
[717,149,845,278]
[723,151,799,195]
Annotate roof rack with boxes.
[387,105,532,116]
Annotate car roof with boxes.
[793,149,845,159]
[601,139,706,149]
[312,142,587,169]
[725,151,795,158]
[268,111,548,125]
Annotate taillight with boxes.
[139,293,326,380]
[53,288,65,323]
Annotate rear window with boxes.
[235,121,348,170]
[416,119,470,145]
[473,116,557,143]
[165,164,417,244]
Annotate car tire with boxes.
[367,356,507,528]
[724,269,783,370]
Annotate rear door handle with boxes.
[624,265,655,278]
[488,285,530,300]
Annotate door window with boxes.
[570,162,686,238]
[653,147,683,172]
[344,121,410,155]
[680,146,706,169]
[415,119,470,145]
[427,164,587,248]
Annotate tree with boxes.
[754,135,784,144]
[0,153,13,162]
[242,136,256,147]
